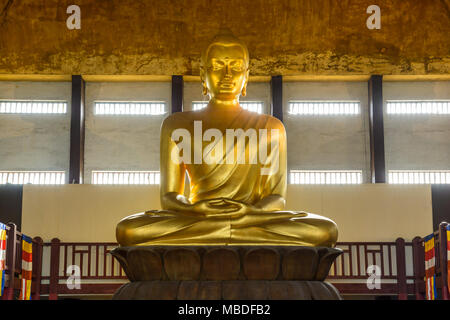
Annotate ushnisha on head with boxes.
[200,28,250,101]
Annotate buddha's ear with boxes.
[200,66,208,96]
[242,69,250,97]
[199,66,205,82]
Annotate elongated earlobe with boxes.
[241,69,249,97]
[242,85,247,97]
[202,82,208,95]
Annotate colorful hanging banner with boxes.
[424,233,437,300]
[447,224,450,293]
[18,234,32,300]
[0,223,6,297]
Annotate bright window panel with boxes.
[288,101,360,115]
[388,170,450,184]
[0,171,65,184]
[94,102,166,115]
[192,102,208,111]
[91,171,160,185]
[386,101,450,115]
[0,101,67,114]
[289,170,363,184]
[192,101,264,114]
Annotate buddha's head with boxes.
[200,28,250,101]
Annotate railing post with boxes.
[439,222,449,300]
[32,237,43,300]
[3,223,17,300]
[412,236,424,300]
[395,238,408,300]
[49,238,60,300]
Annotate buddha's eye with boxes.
[230,61,244,71]
[211,60,225,71]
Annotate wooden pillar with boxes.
[49,238,61,300]
[395,237,408,300]
[439,222,449,300]
[171,75,183,113]
[431,185,450,231]
[270,75,283,122]
[368,75,386,183]
[412,236,425,300]
[0,185,23,229]
[69,75,85,184]
[32,237,43,300]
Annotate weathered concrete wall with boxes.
[84,82,171,183]
[183,81,271,113]
[384,81,450,171]
[183,82,205,112]
[283,81,371,181]
[0,0,449,76]
[0,81,71,172]
[241,82,271,114]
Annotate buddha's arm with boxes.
[254,124,288,212]
[159,119,188,211]
[254,194,286,211]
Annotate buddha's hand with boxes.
[202,198,263,218]
[213,195,287,218]
[188,198,246,218]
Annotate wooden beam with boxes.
[431,185,450,230]
[171,75,183,113]
[368,75,386,183]
[69,75,85,184]
[439,222,449,300]
[0,185,23,229]
[271,75,283,122]
[82,75,172,82]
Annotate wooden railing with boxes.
[327,239,415,298]
[38,238,420,299]
[1,221,448,300]
[41,240,127,299]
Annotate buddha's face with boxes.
[202,44,249,101]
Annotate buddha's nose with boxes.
[224,64,232,76]
[223,69,232,81]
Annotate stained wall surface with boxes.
[383,81,450,173]
[283,81,371,181]
[0,0,449,76]
[84,82,171,183]
[0,81,71,173]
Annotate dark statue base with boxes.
[111,246,343,300]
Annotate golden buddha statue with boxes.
[116,29,338,247]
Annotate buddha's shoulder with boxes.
[162,111,198,127]
[253,112,285,131]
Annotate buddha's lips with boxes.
[219,81,235,89]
